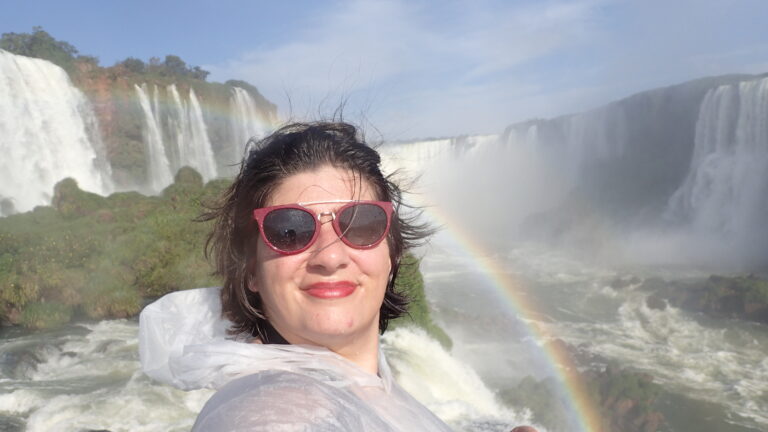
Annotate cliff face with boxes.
[67,59,277,191]
[503,74,765,221]
[502,73,768,269]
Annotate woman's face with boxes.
[250,165,391,349]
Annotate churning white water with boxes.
[0,320,212,432]
[0,50,113,214]
[0,320,530,431]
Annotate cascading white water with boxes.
[135,84,220,192]
[229,87,269,166]
[166,84,217,182]
[0,50,113,214]
[666,77,768,256]
[187,89,217,181]
[382,327,530,430]
[135,84,174,193]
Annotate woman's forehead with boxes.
[266,166,375,206]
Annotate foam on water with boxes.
[537,276,768,427]
[1,317,534,431]
[382,326,537,432]
[0,389,46,415]
[0,320,214,431]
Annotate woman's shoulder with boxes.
[192,370,395,432]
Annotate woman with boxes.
[139,121,453,431]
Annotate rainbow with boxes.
[420,205,603,432]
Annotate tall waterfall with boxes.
[229,87,269,166]
[166,85,217,182]
[665,77,768,264]
[0,50,113,215]
[134,84,220,192]
[135,84,174,193]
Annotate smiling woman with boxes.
[137,121,452,431]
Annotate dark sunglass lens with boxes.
[338,204,388,247]
[262,208,315,251]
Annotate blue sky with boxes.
[3,0,768,139]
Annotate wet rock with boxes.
[647,274,768,325]
[645,294,667,311]
[0,349,41,379]
[609,276,642,290]
[0,415,25,432]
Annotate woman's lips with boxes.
[304,281,357,299]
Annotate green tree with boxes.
[190,65,210,81]
[163,55,188,76]
[121,57,146,74]
[0,26,82,71]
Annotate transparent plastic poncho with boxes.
[139,287,453,431]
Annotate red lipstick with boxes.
[304,281,356,299]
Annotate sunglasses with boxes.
[252,200,394,255]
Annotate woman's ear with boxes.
[247,270,259,293]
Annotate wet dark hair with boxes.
[202,121,431,341]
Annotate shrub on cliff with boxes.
[1,26,81,72]
[0,168,220,328]
[52,178,108,218]
[390,253,452,350]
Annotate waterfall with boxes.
[166,84,217,182]
[187,88,217,181]
[135,84,219,192]
[135,84,174,193]
[384,75,768,268]
[229,87,269,168]
[0,50,113,214]
[665,77,768,261]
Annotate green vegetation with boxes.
[0,27,210,80]
[117,54,210,81]
[0,167,221,329]
[585,363,665,432]
[705,274,768,305]
[500,363,665,432]
[390,253,452,350]
[0,26,89,73]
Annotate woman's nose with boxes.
[306,219,350,273]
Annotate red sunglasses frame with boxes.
[252,200,394,255]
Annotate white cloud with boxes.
[209,0,607,138]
